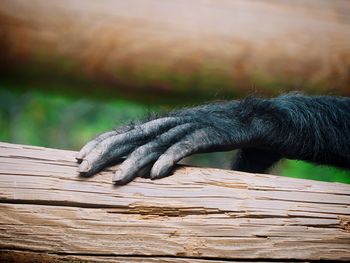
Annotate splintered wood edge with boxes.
[0,142,350,261]
[0,250,282,263]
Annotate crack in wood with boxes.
[1,250,347,262]
[0,142,350,261]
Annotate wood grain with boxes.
[0,142,349,262]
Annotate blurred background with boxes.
[0,0,349,183]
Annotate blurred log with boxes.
[0,142,350,262]
[0,0,349,102]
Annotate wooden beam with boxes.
[0,142,349,262]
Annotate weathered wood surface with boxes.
[1,0,350,100]
[0,142,349,262]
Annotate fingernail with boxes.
[78,160,91,173]
[151,165,171,180]
[112,170,124,183]
[76,151,84,161]
[150,171,159,180]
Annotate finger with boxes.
[76,131,118,162]
[79,117,184,175]
[150,128,223,179]
[78,144,135,176]
[113,151,161,185]
[112,123,197,184]
[76,124,136,162]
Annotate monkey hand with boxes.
[76,94,350,184]
[76,102,256,185]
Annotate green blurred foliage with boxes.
[278,160,350,184]
[0,88,349,183]
[0,88,154,150]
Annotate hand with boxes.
[77,94,350,184]
[76,103,241,185]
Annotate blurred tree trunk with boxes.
[0,0,350,103]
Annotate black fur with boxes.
[77,93,350,184]
[232,94,350,171]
